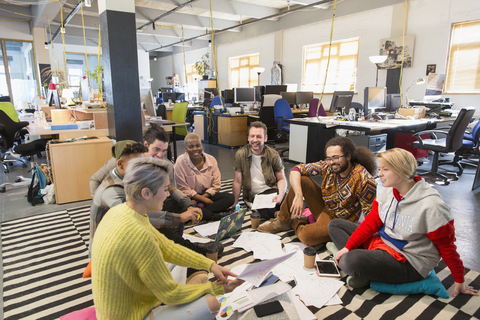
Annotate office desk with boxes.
[27,124,109,140]
[49,137,113,204]
[286,117,448,163]
[147,118,188,160]
[193,112,251,148]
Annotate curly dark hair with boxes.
[143,123,169,146]
[121,142,148,158]
[325,137,377,176]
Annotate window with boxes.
[229,54,259,88]
[1,40,39,104]
[185,64,197,100]
[302,38,359,93]
[445,20,480,93]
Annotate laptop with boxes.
[209,208,247,242]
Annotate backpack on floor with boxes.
[27,165,47,206]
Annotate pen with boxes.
[197,214,201,221]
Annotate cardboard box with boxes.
[397,107,426,118]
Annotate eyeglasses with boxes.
[325,155,346,163]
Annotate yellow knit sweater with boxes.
[92,203,225,320]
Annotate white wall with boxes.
[216,33,275,89]
[150,55,175,91]
[137,50,151,88]
[0,20,31,41]
[282,6,393,108]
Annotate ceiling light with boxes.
[154,57,157,61]
[61,27,65,34]
[85,0,91,7]
[44,42,48,49]
[208,40,212,47]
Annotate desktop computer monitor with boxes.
[281,92,296,106]
[222,89,234,103]
[234,87,255,104]
[265,85,287,95]
[386,93,401,113]
[140,89,156,116]
[329,91,354,113]
[296,91,314,106]
[424,73,445,101]
[363,87,386,116]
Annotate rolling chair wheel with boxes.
[453,176,459,181]
[444,179,450,185]
[8,162,13,167]
[417,161,423,166]
[0,186,5,193]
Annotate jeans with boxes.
[328,219,423,284]
[201,192,235,221]
[278,176,333,246]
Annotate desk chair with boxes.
[274,99,293,157]
[350,102,363,114]
[309,98,327,117]
[0,110,49,173]
[412,107,474,185]
[168,102,189,160]
[209,96,224,109]
[449,120,480,176]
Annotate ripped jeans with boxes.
[144,295,215,320]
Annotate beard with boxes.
[330,161,350,174]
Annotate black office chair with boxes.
[350,102,363,114]
[412,107,475,185]
[447,119,480,176]
[0,110,49,173]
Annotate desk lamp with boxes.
[405,78,425,107]
[369,55,388,87]
[253,67,265,86]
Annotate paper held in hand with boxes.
[251,193,277,210]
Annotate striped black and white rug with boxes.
[2,179,480,319]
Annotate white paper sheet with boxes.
[182,233,211,243]
[233,232,283,259]
[288,290,317,320]
[272,250,316,282]
[292,274,344,308]
[193,221,220,237]
[237,252,295,287]
[251,193,277,209]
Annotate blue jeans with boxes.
[144,296,215,320]
[328,219,423,284]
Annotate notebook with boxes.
[209,208,247,242]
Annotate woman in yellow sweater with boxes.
[92,157,243,320]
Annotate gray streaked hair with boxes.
[124,157,172,202]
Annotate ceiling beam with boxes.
[148,0,333,52]
[137,0,198,30]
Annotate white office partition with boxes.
[289,124,308,163]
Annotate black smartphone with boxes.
[253,300,284,317]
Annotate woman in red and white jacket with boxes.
[328,148,478,297]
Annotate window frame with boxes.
[301,37,359,94]
[444,19,480,94]
[228,53,260,88]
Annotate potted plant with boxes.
[194,53,210,80]
[85,64,104,90]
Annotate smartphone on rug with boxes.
[253,300,284,317]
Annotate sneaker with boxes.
[211,210,234,221]
[346,275,370,288]
[326,242,339,256]
[257,218,291,233]
[186,268,209,284]
[194,241,224,257]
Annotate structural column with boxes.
[98,0,142,141]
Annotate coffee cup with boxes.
[303,246,316,269]
[205,242,219,263]
[251,211,261,229]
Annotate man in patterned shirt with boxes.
[258,137,377,246]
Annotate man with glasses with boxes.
[258,137,377,247]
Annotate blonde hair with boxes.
[377,148,417,180]
[124,157,172,202]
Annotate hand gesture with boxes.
[452,282,479,297]
[334,247,349,266]
[180,206,202,224]
[290,195,304,219]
